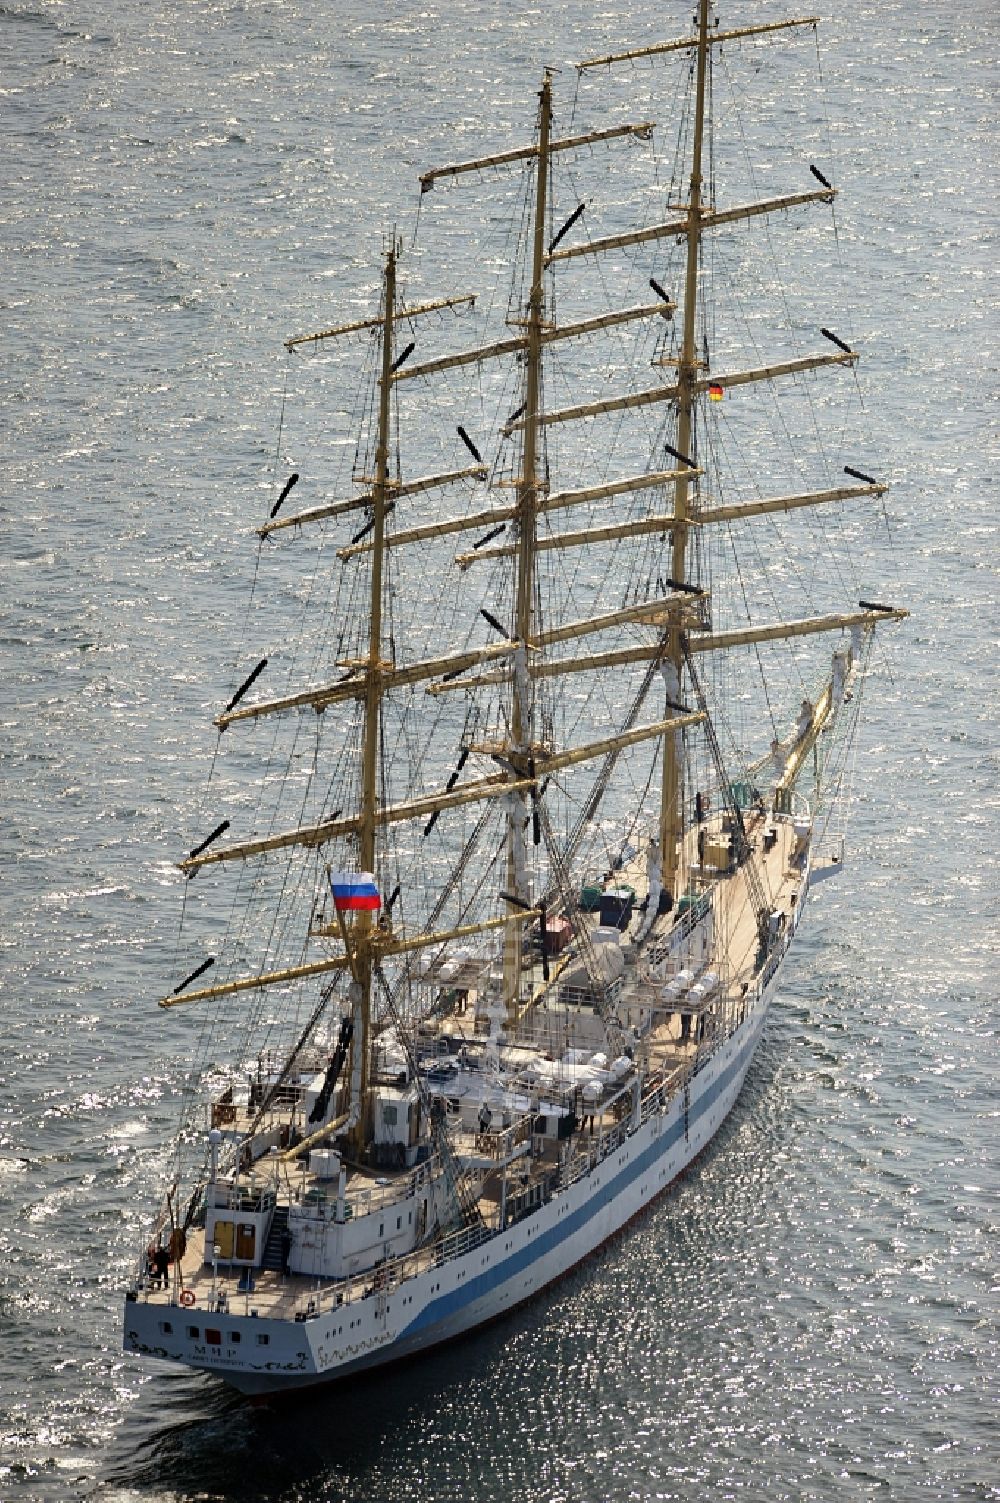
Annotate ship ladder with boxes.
[376,1265,389,1323]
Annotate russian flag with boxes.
[329,871,381,913]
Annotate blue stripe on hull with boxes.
[398,1000,768,1345]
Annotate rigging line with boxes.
[710,440,782,733]
[561,647,662,871]
[843,388,901,599]
[567,60,583,138]
[535,518,616,753]
[810,24,844,288]
[409,181,423,250]
[266,430,372,704]
[870,619,898,693]
[712,438,793,724]
[374,965,482,1229]
[591,720,660,886]
[536,294,675,705]
[245,981,339,1140]
[505,162,537,326]
[715,53,840,501]
[818,642,870,853]
[206,362,296,795]
[558,159,658,364]
[260,713,336,963]
[684,642,770,932]
[182,819,291,1070]
[711,432,794,647]
[673,55,695,199]
[538,802,628,1056]
[376,809,497,1030]
[839,667,866,836]
[273,351,291,482]
[212,820,333,1062]
[816,688,859,844]
[452,151,527,359]
[237,708,345,975]
[713,379,849,677]
[643,59,669,203]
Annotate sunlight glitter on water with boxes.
[1,0,997,1498]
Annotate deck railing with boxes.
[473,1113,533,1160]
[293,1150,441,1221]
[145,979,785,1321]
[207,1184,276,1214]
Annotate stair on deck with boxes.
[260,1204,289,1273]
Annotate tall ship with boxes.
[124,2,905,1395]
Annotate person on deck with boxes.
[152,1244,170,1289]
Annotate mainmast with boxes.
[502,73,552,1020]
[660,0,711,902]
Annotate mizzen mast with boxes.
[340,241,398,1156]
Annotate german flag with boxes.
[708,382,725,402]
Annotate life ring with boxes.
[179,1289,196,1308]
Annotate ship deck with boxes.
[136,806,806,1325]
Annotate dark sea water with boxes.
[1,0,997,1499]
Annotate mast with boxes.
[515,73,551,663]
[160,35,912,1028]
[660,0,711,902]
[348,239,397,1155]
[502,72,551,1021]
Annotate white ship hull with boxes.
[124,901,800,1396]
